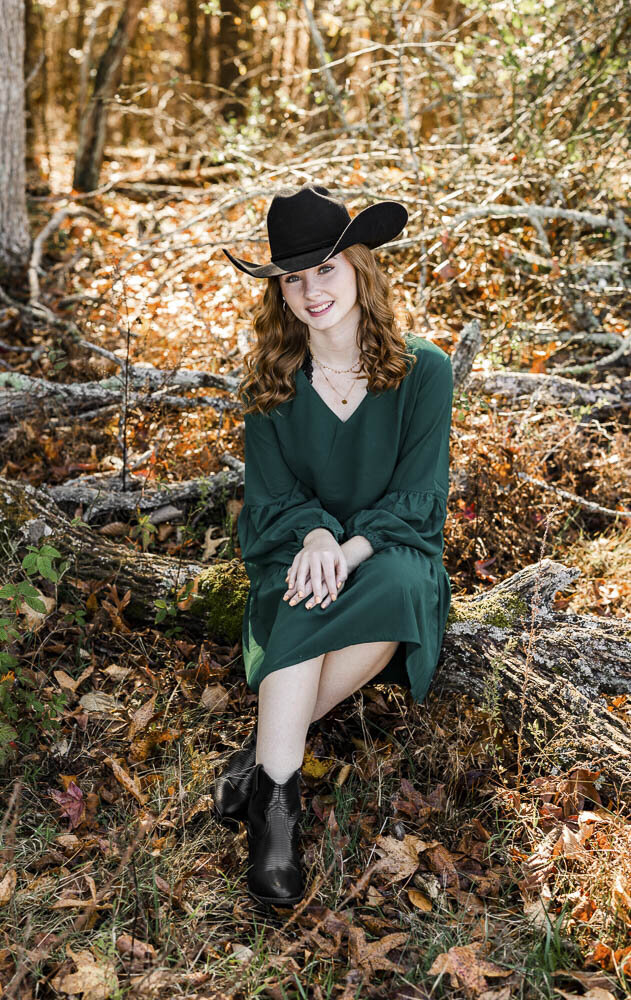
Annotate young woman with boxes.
[213,184,454,908]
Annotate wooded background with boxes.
[1,1,631,997]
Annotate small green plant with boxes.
[131,513,158,552]
[0,542,70,756]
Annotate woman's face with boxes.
[279,251,360,334]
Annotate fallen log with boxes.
[1,476,630,791]
[44,458,243,524]
[0,368,240,429]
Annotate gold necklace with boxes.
[309,339,363,406]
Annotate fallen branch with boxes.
[1,477,630,792]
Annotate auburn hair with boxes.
[236,243,416,416]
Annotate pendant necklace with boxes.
[308,338,363,406]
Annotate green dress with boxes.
[237,334,454,704]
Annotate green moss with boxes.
[446,591,529,630]
[190,558,250,644]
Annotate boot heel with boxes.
[246,763,305,906]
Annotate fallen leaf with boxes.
[230,942,254,964]
[611,872,631,914]
[128,694,157,740]
[54,670,79,694]
[407,887,432,912]
[523,883,553,928]
[104,757,147,806]
[103,664,130,681]
[423,843,460,888]
[49,782,86,829]
[428,943,512,994]
[51,946,118,1000]
[554,990,617,1000]
[348,927,408,975]
[373,834,426,882]
[79,691,124,714]
[0,868,17,905]
[200,684,229,713]
[116,933,157,964]
[302,748,334,779]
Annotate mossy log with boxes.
[1,475,630,791]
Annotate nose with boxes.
[303,273,326,299]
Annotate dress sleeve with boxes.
[342,352,453,558]
[238,407,345,577]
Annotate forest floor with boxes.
[0,135,630,999]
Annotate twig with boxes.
[28,205,107,305]
[516,472,631,519]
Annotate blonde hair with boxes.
[237,243,416,416]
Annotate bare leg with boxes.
[256,652,325,783]
[310,640,400,723]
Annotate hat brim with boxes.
[221,200,408,279]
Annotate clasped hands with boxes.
[283,530,348,611]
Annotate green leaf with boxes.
[23,594,47,614]
[37,557,58,582]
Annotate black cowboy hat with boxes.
[221,183,408,278]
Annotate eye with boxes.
[284,265,333,284]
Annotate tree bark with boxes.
[73,0,145,193]
[1,475,630,792]
[0,0,31,277]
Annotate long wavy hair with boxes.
[236,243,416,416]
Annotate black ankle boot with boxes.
[212,727,258,825]
[246,763,305,906]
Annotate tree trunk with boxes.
[218,0,252,121]
[2,475,630,792]
[73,0,145,193]
[0,0,31,278]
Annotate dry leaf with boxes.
[128,694,157,740]
[523,883,553,928]
[428,943,512,994]
[302,748,334,779]
[200,683,229,713]
[103,665,130,681]
[55,834,81,850]
[407,887,432,912]
[555,990,617,1000]
[424,843,460,888]
[51,946,118,1000]
[230,943,254,964]
[20,590,55,629]
[98,522,128,536]
[49,782,86,829]
[348,927,408,975]
[54,670,79,694]
[116,933,157,963]
[0,868,17,906]
[611,872,631,914]
[104,757,147,806]
[373,834,426,882]
[79,691,124,714]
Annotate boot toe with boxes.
[248,865,305,905]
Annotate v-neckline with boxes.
[297,367,372,427]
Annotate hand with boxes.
[284,572,346,610]
[283,530,348,608]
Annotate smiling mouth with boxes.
[306,301,334,315]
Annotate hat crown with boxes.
[267,185,351,265]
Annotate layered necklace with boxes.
[308,337,364,406]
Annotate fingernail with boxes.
[290,599,297,605]
[298,591,304,597]
[331,594,336,601]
